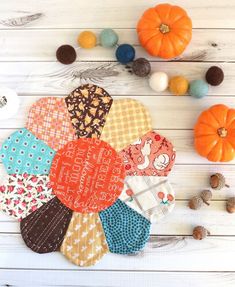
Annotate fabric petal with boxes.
[0,174,54,221]
[119,176,175,223]
[100,99,152,151]
[99,199,150,254]
[119,130,176,176]
[0,128,55,174]
[65,84,113,138]
[26,97,76,151]
[60,213,109,267]
[20,197,73,253]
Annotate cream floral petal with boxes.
[26,97,77,151]
[0,174,54,221]
[20,197,73,253]
[119,130,176,177]
[119,176,175,223]
[65,84,113,138]
[60,213,109,267]
[100,99,152,151]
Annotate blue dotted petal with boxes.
[99,199,150,254]
[0,128,55,175]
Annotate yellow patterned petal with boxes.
[60,213,109,267]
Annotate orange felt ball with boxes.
[169,76,189,96]
[78,31,97,49]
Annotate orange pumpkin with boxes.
[137,3,192,59]
[194,104,235,162]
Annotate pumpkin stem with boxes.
[217,127,228,138]
[159,23,170,34]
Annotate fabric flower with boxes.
[0,84,176,267]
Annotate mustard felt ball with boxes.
[78,31,97,49]
[169,76,189,96]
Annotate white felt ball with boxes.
[0,87,20,120]
[149,72,169,92]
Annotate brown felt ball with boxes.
[132,58,151,77]
[193,226,210,240]
[56,45,77,65]
[205,66,224,86]
[226,197,235,213]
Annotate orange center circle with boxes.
[49,138,125,213]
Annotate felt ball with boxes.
[56,45,77,65]
[189,80,209,98]
[169,76,189,96]
[149,72,169,92]
[132,58,151,77]
[78,31,97,49]
[115,44,135,64]
[205,66,224,86]
[100,28,119,48]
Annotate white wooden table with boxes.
[1,0,235,286]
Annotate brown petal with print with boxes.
[20,197,73,254]
[65,84,113,138]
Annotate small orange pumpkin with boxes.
[194,104,235,162]
[137,3,192,59]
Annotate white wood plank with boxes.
[0,95,234,130]
[0,62,233,95]
[1,233,235,271]
[1,201,235,235]
[0,0,234,28]
[0,29,232,62]
[1,270,235,287]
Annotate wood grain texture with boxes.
[1,270,235,287]
[0,62,233,95]
[0,29,232,62]
[0,0,235,285]
[0,0,234,28]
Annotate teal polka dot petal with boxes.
[0,128,55,175]
[99,199,150,254]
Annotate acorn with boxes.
[188,196,203,210]
[200,190,212,205]
[193,226,210,240]
[226,197,235,213]
[210,173,229,190]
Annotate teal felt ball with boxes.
[189,80,209,98]
[115,44,135,64]
[100,29,119,48]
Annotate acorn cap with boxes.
[226,197,235,213]
[210,173,229,190]
[200,190,212,205]
[193,226,210,240]
[188,196,203,210]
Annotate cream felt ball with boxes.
[189,80,209,98]
[149,72,169,92]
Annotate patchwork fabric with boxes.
[61,213,109,267]
[0,128,55,174]
[20,197,73,254]
[119,176,175,223]
[99,199,150,254]
[26,97,77,151]
[50,138,125,213]
[120,131,176,176]
[65,84,113,138]
[0,174,54,221]
[101,99,152,151]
